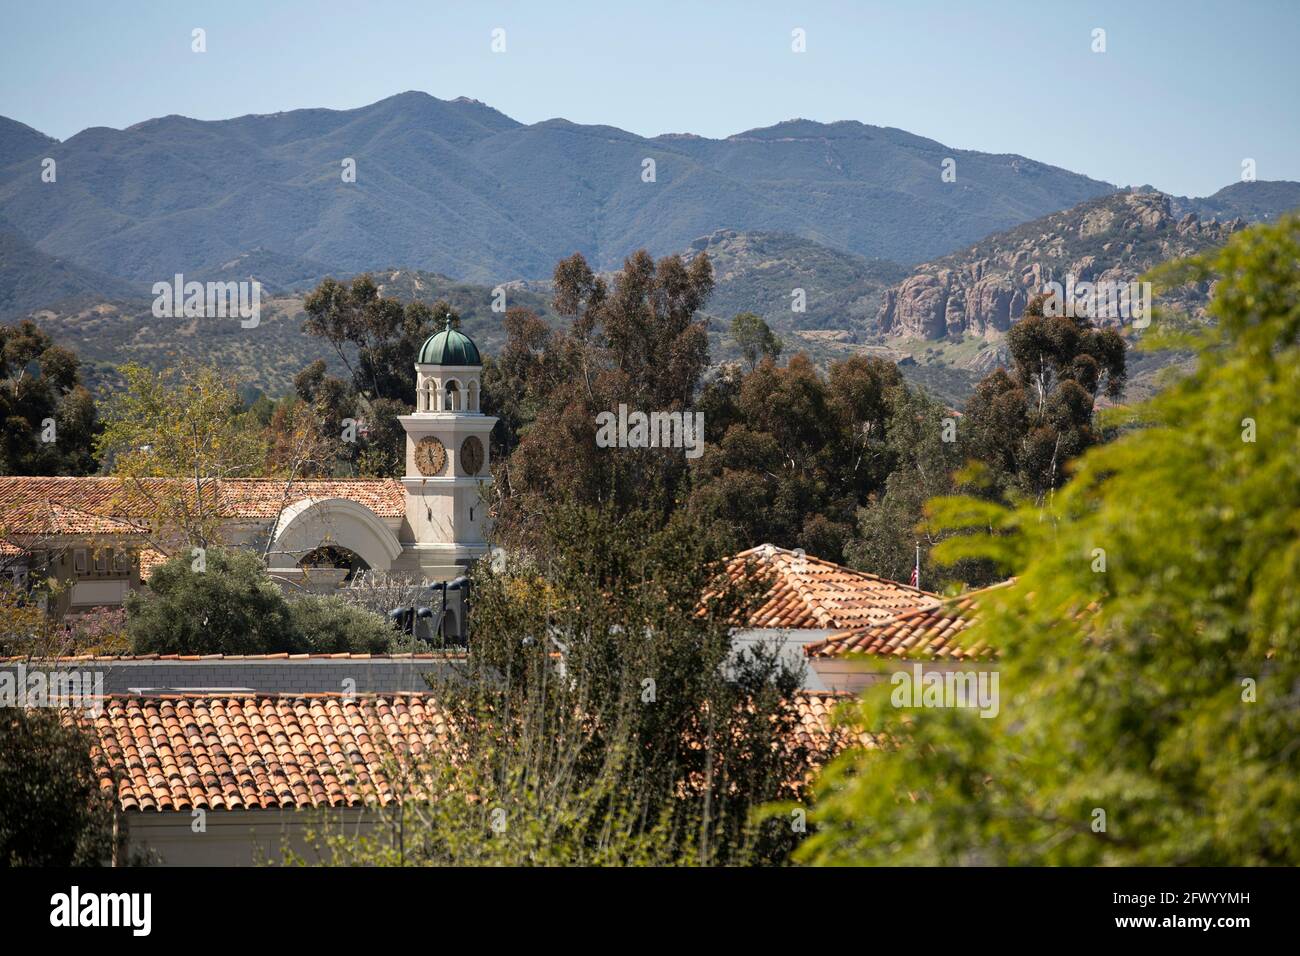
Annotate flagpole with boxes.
[914,542,920,590]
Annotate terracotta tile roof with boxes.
[792,690,870,754]
[86,693,454,812]
[215,479,406,519]
[0,499,150,536]
[76,690,856,813]
[0,477,406,534]
[727,544,938,630]
[805,581,1013,659]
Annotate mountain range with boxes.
[2,94,1299,409]
[0,92,1113,287]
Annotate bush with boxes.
[127,548,297,655]
[127,548,396,655]
[287,594,394,654]
[0,709,114,866]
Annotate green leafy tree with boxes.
[308,505,817,866]
[0,708,115,866]
[0,320,99,476]
[126,548,392,655]
[95,362,267,551]
[796,217,1300,865]
[729,312,783,371]
[963,294,1126,502]
[301,274,439,406]
[288,593,397,654]
[492,251,713,541]
[845,386,998,588]
[688,354,902,561]
[297,278,447,475]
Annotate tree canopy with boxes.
[796,215,1300,866]
[126,547,394,655]
[0,320,98,477]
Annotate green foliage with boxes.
[961,294,1126,503]
[297,276,456,474]
[0,320,99,476]
[287,594,395,654]
[0,708,114,866]
[729,312,783,371]
[302,274,439,407]
[796,217,1300,865]
[845,386,999,588]
[689,353,904,562]
[126,548,393,655]
[493,251,714,540]
[308,505,816,866]
[96,362,268,549]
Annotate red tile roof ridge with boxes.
[726,544,939,630]
[805,578,1015,659]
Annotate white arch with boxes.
[268,497,403,572]
[444,378,462,411]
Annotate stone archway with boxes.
[267,497,403,574]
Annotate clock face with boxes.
[460,436,485,476]
[414,436,446,476]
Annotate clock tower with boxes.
[397,316,497,579]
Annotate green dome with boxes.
[417,318,481,366]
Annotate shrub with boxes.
[126,547,396,655]
[126,548,296,655]
[287,594,394,654]
[0,709,114,866]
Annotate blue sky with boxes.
[1,0,1296,197]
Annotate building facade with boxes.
[0,320,497,614]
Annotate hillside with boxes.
[685,229,908,335]
[876,190,1253,343]
[1173,180,1300,224]
[0,225,139,319]
[866,186,1300,403]
[0,116,56,169]
[26,269,556,397]
[0,92,1114,285]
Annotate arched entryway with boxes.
[267,498,403,574]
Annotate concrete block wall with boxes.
[0,657,462,696]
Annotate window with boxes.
[95,549,109,574]
[74,549,87,574]
[114,549,129,573]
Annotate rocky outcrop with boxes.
[877,191,1244,340]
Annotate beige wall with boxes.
[125,807,389,866]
